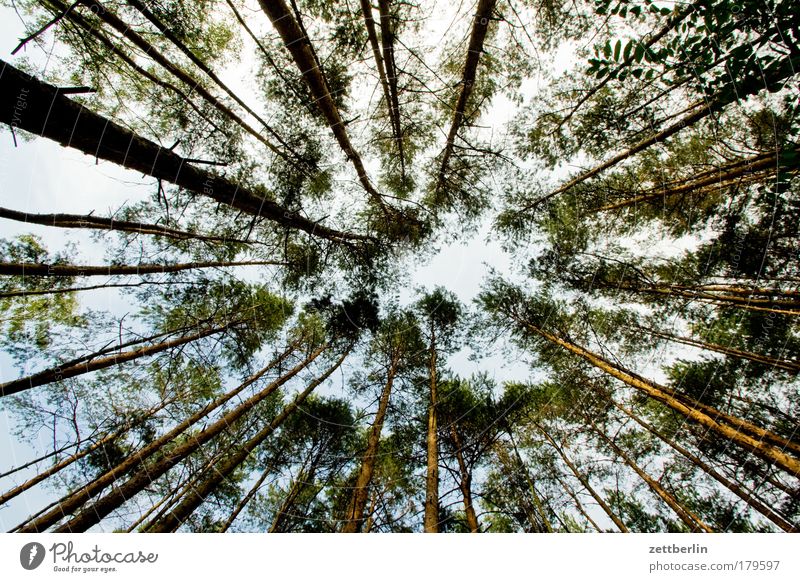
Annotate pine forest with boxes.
[0,0,798,533]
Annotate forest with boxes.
[0,0,797,533]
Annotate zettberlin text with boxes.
[649,544,708,554]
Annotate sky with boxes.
[0,1,725,532]
[0,3,540,530]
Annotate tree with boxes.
[1,0,798,533]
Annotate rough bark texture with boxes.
[642,326,800,373]
[435,0,497,191]
[527,54,800,209]
[594,152,780,212]
[521,320,800,475]
[15,344,310,532]
[424,326,439,532]
[0,260,284,278]
[0,59,368,244]
[613,399,798,532]
[0,321,237,397]
[341,365,397,532]
[0,206,262,246]
[592,424,714,532]
[146,349,348,532]
[450,424,480,532]
[376,0,405,175]
[0,395,176,506]
[257,0,387,209]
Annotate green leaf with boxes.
[634,42,645,63]
[613,39,621,61]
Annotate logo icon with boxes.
[20,542,46,570]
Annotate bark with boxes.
[535,422,623,533]
[517,319,800,475]
[54,0,289,161]
[613,399,798,532]
[221,464,273,533]
[268,466,317,533]
[125,0,307,169]
[611,281,800,316]
[0,280,190,299]
[450,424,480,532]
[0,206,264,246]
[554,473,602,532]
[257,0,387,210]
[15,343,308,532]
[0,319,240,397]
[591,423,714,532]
[50,1,230,137]
[376,0,405,175]
[359,0,397,151]
[435,0,497,192]
[504,434,553,532]
[222,0,314,118]
[0,393,177,506]
[0,59,369,244]
[0,259,284,278]
[593,153,780,212]
[136,449,228,532]
[424,325,439,532]
[146,349,349,532]
[525,54,800,209]
[642,326,800,373]
[341,363,397,532]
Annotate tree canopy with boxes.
[0,0,798,532]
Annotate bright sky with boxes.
[0,3,538,529]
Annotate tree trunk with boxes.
[435,0,497,192]
[611,281,800,315]
[1,319,242,397]
[526,53,800,208]
[641,325,799,373]
[612,398,798,532]
[591,423,714,532]
[450,424,480,532]
[55,0,290,162]
[536,422,628,532]
[0,393,178,505]
[556,1,699,130]
[15,343,313,532]
[376,0,405,176]
[359,0,403,175]
[146,349,348,532]
[0,206,264,246]
[0,259,285,278]
[519,319,800,475]
[554,473,602,532]
[0,280,189,299]
[136,449,228,532]
[124,0,307,168]
[341,362,397,532]
[0,59,368,244]
[594,152,780,212]
[221,464,273,533]
[424,325,439,532]
[257,0,387,210]
[268,466,317,533]
[504,433,553,532]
